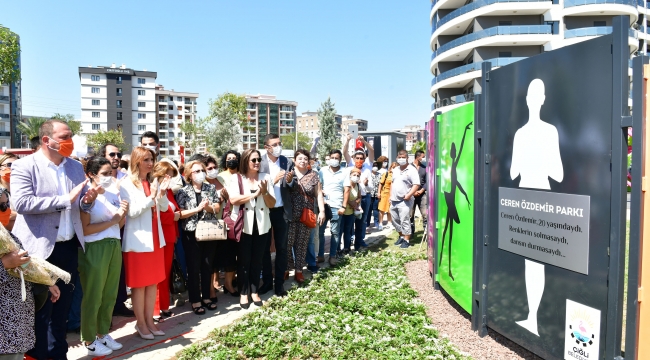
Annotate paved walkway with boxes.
[67,224,394,360]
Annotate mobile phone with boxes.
[348,124,358,140]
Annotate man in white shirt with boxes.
[391,150,421,249]
[343,135,375,250]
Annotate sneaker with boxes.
[394,237,404,246]
[307,265,320,273]
[377,224,383,231]
[329,257,339,266]
[99,334,123,351]
[400,241,411,249]
[86,339,113,356]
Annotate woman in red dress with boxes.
[119,147,169,340]
[151,161,181,320]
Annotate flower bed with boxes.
[178,250,467,359]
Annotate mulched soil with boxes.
[405,260,544,360]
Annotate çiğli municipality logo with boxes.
[568,308,595,347]
[564,299,601,360]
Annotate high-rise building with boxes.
[341,115,368,136]
[243,94,297,150]
[0,27,21,148]
[296,111,342,142]
[429,0,642,115]
[395,125,426,151]
[155,85,200,161]
[78,64,157,150]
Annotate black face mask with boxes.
[226,159,239,170]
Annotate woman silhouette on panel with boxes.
[439,121,472,281]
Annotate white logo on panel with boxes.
[564,299,601,360]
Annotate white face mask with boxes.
[270,145,282,157]
[383,162,388,168]
[350,176,360,183]
[330,159,340,168]
[143,145,157,153]
[206,169,218,179]
[193,172,206,184]
[372,167,378,172]
[98,176,113,189]
[397,158,407,166]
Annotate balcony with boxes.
[432,25,552,59]
[564,26,638,38]
[565,0,635,7]
[0,132,10,137]
[0,114,9,119]
[158,107,167,112]
[0,95,8,102]
[184,101,196,105]
[432,57,526,87]
[433,93,475,110]
[436,0,552,32]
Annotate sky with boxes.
[2,0,433,131]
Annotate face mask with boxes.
[193,172,206,184]
[397,158,407,166]
[350,176,360,183]
[330,159,340,168]
[226,159,239,170]
[206,169,218,179]
[1,169,9,183]
[383,162,388,168]
[372,167,378,172]
[354,159,364,169]
[0,206,10,227]
[143,145,157,153]
[48,138,74,158]
[271,145,282,157]
[98,176,113,189]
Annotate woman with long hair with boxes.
[119,147,169,339]
[227,149,275,309]
[78,157,128,355]
[0,153,17,230]
[151,161,181,320]
[377,162,398,230]
[214,150,240,296]
[339,167,362,253]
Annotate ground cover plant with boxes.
[178,245,467,359]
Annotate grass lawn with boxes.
[177,226,466,359]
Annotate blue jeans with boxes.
[341,214,356,250]
[319,207,343,257]
[355,194,371,246]
[66,275,82,330]
[175,224,188,280]
[305,228,317,267]
[366,196,379,227]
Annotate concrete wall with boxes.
[564,16,613,30]
[473,46,543,61]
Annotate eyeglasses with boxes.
[192,169,206,174]
[0,162,12,169]
[206,166,217,171]
[250,158,262,163]
[108,152,122,159]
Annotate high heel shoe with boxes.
[295,272,305,284]
[147,326,165,336]
[240,301,250,310]
[134,325,154,340]
[223,286,240,297]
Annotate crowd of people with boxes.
[0,120,427,359]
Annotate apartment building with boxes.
[395,125,426,151]
[341,115,369,135]
[430,0,643,116]
[79,64,157,150]
[0,27,21,148]
[296,111,343,142]
[243,94,297,150]
[155,85,201,161]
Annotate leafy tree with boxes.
[281,132,312,151]
[51,113,81,135]
[0,26,20,85]
[411,140,426,154]
[316,97,341,161]
[86,129,126,154]
[17,117,46,140]
[204,93,244,160]
[179,117,208,156]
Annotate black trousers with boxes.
[27,238,79,360]
[238,221,269,296]
[113,228,128,312]
[262,208,288,293]
[410,193,429,233]
[182,230,217,304]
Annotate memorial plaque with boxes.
[498,187,590,274]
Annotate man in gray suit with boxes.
[12,120,98,360]
[259,133,294,297]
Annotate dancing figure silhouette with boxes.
[439,121,472,281]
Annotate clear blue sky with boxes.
[3,0,432,131]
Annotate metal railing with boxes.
[432,93,476,109]
[564,26,638,38]
[0,114,8,119]
[564,0,635,7]
[0,96,8,101]
[432,57,525,86]
[433,25,552,58]
[437,0,552,30]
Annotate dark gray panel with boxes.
[106,74,132,149]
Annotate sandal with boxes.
[192,306,206,315]
[153,316,165,323]
[203,300,218,311]
[160,310,173,318]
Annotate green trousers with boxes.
[78,238,122,342]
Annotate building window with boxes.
[116,88,122,96]
[177,97,182,101]
[117,112,122,120]
[177,115,182,119]
[138,90,146,96]
[91,87,100,94]
[92,99,100,105]
[594,21,607,27]
[168,96,173,101]
[91,75,100,81]
[137,78,146,84]
[138,113,146,119]
[138,125,146,131]
[92,124,100,130]
[138,102,145,107]
[116,76,122,84]
[159,97,165,102]
[92,112,100,118]
[168,114,173,119]
[168,105,173,111]
[116,100,122,108]
[499,21,512,26]
[499,52,512,58]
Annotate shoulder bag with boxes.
[223,174,245,242]
[195,212,227,241]
[298,176,317,229]
[169,255,187,294]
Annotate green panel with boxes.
[258,103,268,147]
[269,104,279,136]
[436,102,474,314]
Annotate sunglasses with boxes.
[108,152,122,159]
[250,158,261,163]
[192,169,206,174]
[0,162,12,168]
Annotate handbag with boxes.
[195,214,228,241]
[223,174,245,242]
[298,180,317,229]
[169,256,186,294]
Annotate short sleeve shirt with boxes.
[390,165,421,202]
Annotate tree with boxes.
[0,26,20,85]
[204,93,244,160]
[17,117,46,141]
[281,132,312,151]
[51,113,81,136]
[86,129,126,154]
[411,140,426,154]
[179,117,208,156]
[316,97,341,161]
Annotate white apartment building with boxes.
[0,84,13,148]
[155,85,201,161]
[296,111,343,142]
[243,94,297,150]
[79,64,157,150]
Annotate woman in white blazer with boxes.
[119,147,169,340]
[227,149,275,309]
